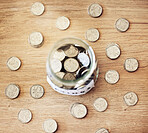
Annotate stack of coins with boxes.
[50,44,93,89]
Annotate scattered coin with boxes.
[124,58,139,72]
[115,18,130,32]
[53,49,65,61]
[85,28,100,42]
[77,52,90,67]
[124,92,138,106]
[88,3,103,18]
[5,84,20,99]
[93,97,108,112]
[56,72,65,79]
[64,45,79,57]
[105,70,119,84]
[30,84,44,99]
[63,73,75,80]
[7,56,21,71]
[18,109,32,124]
[106,43,121,59]
[64,58,79,73]
[50,59,62,73]
[56,16,70,30]
[43,118,58,133]
[70,103,87,119]
[31,2,45,16]
[96,128,109,133]
[28,32,43,48]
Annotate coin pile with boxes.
[50,44,92,88]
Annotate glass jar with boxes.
[46,37,99,95]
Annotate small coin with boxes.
[105,70,119,84]
[28,32,43,48]
[56,72,65,79]
[56,16,70,30]
[77,53,90,67]
[50,59,62,73]
[70,103,87,119]
[88,3,103,18]
[124,58,139,72]
[31,2,45,16]
[7,56,21,71]
[115,18,130,32]
[85,28,100,42]
[81,69,89,75]
[30,84,44,99]
[18,109,32,124]
[43,118,58,133]
[64,45,79,57]
[93,97,108,112]
[64,58,79,73]
[96,128,109,133]
[124,92,138,106]
[63,73,76,81]
[106,43,121,59]
[5,84,20,99]
[53,49,65,61]
[76,66,87,78]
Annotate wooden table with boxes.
[0,0,148,132]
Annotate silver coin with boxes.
[105,70,120,84]
[115,18,130,32]
[88,3,103,18]
[124,92,138,106]
[56,16,70,30]
[30,84,44,99]
[43,118,58,133]
[7,56,21,71]
[124,58,139,72]
[5,84,20,99]
[18,109,32,124]
[50,58,62,73]
[31,2,45,16]
[77,52,90,67]
[96,128,109,133]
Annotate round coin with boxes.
[85,28,100,42]
[31,2,45,16]
[43,118,58,133]
[56,16,70,30]
[115,18,130,32]
[70,103,87,119]
[64,58,79,73]
[5,84,20,99]
[7,56,21,71]
[105,70,119,84]
[106,43,121,59]
[53,49,65,61]
[63,73,75,81]
[96,128,109,133]
[50,59,62,73]
[77,53,90,67]
[93,98,108,112]
[124,58,139,72]
[30,84,44,99]
[64,45,79,57]
[56,72,65,79]
[124,92,138,106]
[28,32,43,48]
[88,3,103,18]
[18,109,32,124]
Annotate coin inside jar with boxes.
[53,49,65,61]
[50,59,62,73]
[63,73,76,80]
[77,52,90,67]
[64,58,79,73]
[64,45,79,57]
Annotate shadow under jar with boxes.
[46,37,99,95]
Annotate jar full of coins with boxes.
[46,38,99,95]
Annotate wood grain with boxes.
[0,0,148,133]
